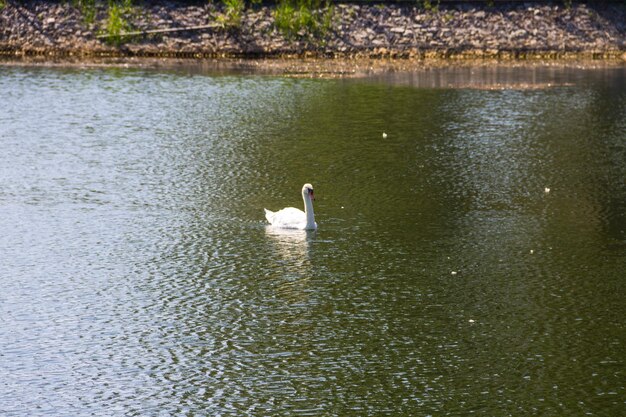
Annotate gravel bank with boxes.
[1,1,625,60]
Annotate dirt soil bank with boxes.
[1,1,625,60]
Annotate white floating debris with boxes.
[451,271,457,275]
[468,319,475,323]
[530,249,534,254]
[382,132,388,138]
[544,187,551,193]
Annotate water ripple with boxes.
[0,65,624,416]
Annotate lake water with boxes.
[0,62,625,416]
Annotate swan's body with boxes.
[264,184,317,230]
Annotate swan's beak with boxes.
[310,190,315,201]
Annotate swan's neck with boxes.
[303,193,316,229]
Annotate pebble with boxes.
[0,2,624,57]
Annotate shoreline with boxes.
[2,55,625,84]
[1,1,625,71]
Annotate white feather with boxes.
[264,184,317,230]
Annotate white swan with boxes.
[264,183,317,230]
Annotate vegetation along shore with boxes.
[1,0,625,60]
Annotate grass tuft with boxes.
[274,0,334,39]
[74,0,97,25]
[422,0,439,13]
[103,0,133,46]
[217,0,245,29]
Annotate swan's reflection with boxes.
[264,226,316,303]
[264,225,315,263]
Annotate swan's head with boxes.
[302,183,315,200]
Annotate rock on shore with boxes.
[1,1,625,59]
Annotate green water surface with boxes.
[0,63,624,416]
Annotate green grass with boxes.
[320,2,334,34]
[217,0,245,29]
[74,0,97,25]
[274,0,334,39]
[103,0,133,46]
[422,0,440,13]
